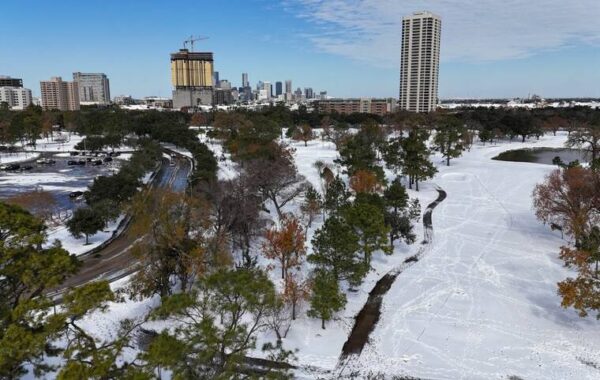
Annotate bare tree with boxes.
[247,152,308,220]
[222,174,265,267]
[7,188,57,222]
[566,123,600,163]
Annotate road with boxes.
[48,154,191,296]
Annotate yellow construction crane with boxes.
[183,35,209,52]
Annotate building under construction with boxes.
[171,49,214,109]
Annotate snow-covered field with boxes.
[20,133,85,153]
[350,132,600,379]
[34,131,600,379]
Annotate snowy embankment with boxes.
[198,133,238,180]
[351,132,600,379]
[47,215,126,256]
[0,152,40,164]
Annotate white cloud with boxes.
[284,0,600,67]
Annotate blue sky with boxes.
[1,0,599,99]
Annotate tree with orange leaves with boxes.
[533,167,600,247]
[533,167,600,318]
[190,112,209,127]
[283,273,310,320]
[292,124,315,147]
[557,227,600,318]
[535,167,599,241]
[349,169,383,194]
[262,215,306,279]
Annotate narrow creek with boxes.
[339,187,447,360]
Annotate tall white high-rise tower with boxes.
[399,11,441,113]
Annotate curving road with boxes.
[48,154,191,298]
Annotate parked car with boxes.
[70,152,79,156]
[103,156,113,162]
[3,164,20,171]
[0,146,17,153]
[67,160,78,166]
[92,160,103,166]
[21,165,33,171]
[69,191,84,198]
[36,158,56,165]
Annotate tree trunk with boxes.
[446,156,450,166]
[85,233,89,245]
[272,197,283,221]
[321,318,325,329]
[416,180,419,192]
[292,302,296,320]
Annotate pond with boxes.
[492,148,587,165]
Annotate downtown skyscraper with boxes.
[399,11,441,113]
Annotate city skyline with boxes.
[2,1,599,99]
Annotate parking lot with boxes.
[0,152,127,213]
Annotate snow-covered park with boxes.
[51,130,600,379]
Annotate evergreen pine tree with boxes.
[342,196,390,267]
[307,269,346,329]
[309,215,366,286]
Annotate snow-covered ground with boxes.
[19,133,85,152]
[198,134,238,180]
[350,132,600,379]
[253,135,431,373]
[33,131,600,379]
[0,151,40,164]
[47,215,126,256]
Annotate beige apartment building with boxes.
[317,98,397,116]
[399,11,441,113]
[40,77,80,111]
